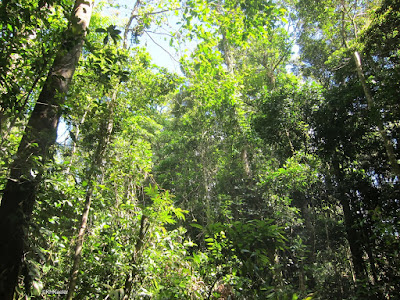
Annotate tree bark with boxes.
[66,109,88,174]
[123,0,141,49]
[66,184,94,300]
[330,162,369,293]
[0,1,93,299]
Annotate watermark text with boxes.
[42,289,68,295]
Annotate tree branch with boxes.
[144,30,179,63]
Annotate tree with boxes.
[0,0,71,191]
[293,1,400,296]
[295,0,400,176]
[0,0,93,298]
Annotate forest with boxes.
[0,0,399,299]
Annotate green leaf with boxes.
[95,28,107,33]
[103,35,109,45]
[190,223,203,230]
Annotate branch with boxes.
[124,5,182,48]
[129,7,181,19]
[145,30,173,37]
[144,30,180,63]
[123,0,142,49]
[207,273,223,300]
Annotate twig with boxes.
[129,7,182,19]
[207,273,223,300]
[144,31,180,63]
[145,30,173,37]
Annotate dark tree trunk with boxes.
[0,1,93,298]
[330,162,369,296]
[340,196,367,282]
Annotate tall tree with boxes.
[295,0,400,176]
[0,0,71,189]
[0,0,93,298]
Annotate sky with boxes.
[103,0,187,73]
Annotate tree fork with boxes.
[0,1,93,299]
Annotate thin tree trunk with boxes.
[0,1,93,299]
[123,0,142,49]
[346,242,357,284]
[363,221,379,286]
[340,4,400,177]
[66,92,116,300]
[299,259,306,294]
[200,135,213,221]
[122,215,148,300]
[273,252,284,290]
[67,1,143,295]
[221,31,233,73]
[285,127,295,156]
[352,51,400,177]
[365,244,378,285]
[241,147,251,177]
[66,184,94,300]
[330,162,367,291]
[66,109,88,174]
[220,28,253,178]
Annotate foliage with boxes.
[0,0,399,299]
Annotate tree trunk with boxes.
[340,193,372,300]
[330,162,369,294]
[123,0,142,49]
[66,109,88,174]
[122,215,148,300]
[67,1,143,295]
[0,1,93,299]
[66,92,116,299]
[340,5,400,177]
[66,184,94,300]
[352,51,400,177]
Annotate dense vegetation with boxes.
[0,0,399,299]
